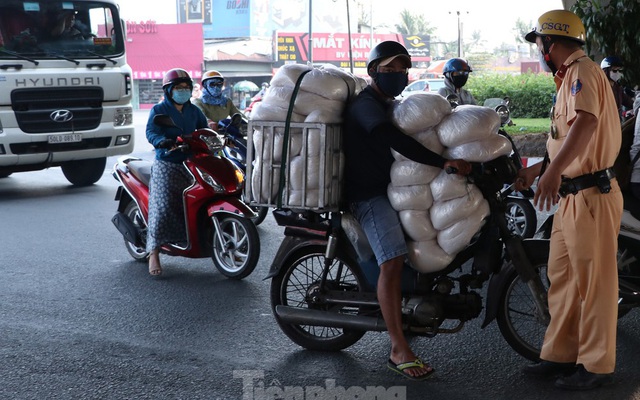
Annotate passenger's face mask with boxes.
[376,71,408,97]
[609,71,623,82]
[207,85,223,97]
[172,88,192,104]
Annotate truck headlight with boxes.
[114,108,133,126]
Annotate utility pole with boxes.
[449,11,468,58]
[308,0,313,64]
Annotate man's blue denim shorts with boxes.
[350,195,407,266]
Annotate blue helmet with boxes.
[443,58,473,75]
[600,56,623,70]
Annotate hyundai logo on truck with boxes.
[50,110,74,123]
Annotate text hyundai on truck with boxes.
[0,0,134,185]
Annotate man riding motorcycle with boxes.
[437,58,477,105]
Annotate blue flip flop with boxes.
[387,358,435,381]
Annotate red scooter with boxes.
[111,114,260,280]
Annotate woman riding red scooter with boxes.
[111,68,260,280]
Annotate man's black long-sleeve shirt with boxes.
[343,86,447,202]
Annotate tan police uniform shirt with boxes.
[547,49,621,177]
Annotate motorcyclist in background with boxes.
[601,56,635,121]
[437,58,477,105]
[192,70,243,130]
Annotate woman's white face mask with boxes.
[609,71,623,82]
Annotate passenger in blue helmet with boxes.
[437,58,476,105]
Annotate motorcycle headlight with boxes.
[196,167,225,193]
[234,164,245,191]
[200,134,224,153]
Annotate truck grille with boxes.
[11,87,104,133]
[10,137,112,155]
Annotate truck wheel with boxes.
[61,158,106,186]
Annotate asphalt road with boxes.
[1,115,639,399]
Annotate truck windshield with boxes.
[0,1,124,59]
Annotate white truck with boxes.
[0,0,134,185]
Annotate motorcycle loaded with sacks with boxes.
[249,94,549,360]
[111,114,260,280]
[266,154,551,361]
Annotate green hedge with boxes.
[466,73,556,118]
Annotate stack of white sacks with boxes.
[250,64,366,207]
[388,93,513,273]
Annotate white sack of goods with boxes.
[430,170,470,202]
[430,185,485,231]
[249,101,306,123]
[250,159,280,204]
[390,160,440,187]
[249,64,360,209]
[437,201,490,255]
[252,127,304,162]
[444,134,513,163]
[389,101,503,274]
[407,240,455,273]
[436,105,501,148]
[392,93,452,135]
[399,210,437,242]
[388,184,433,211]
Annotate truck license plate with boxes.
[48,134,82,144]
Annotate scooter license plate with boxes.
[48,134,82,144]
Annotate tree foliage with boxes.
[395,10,436,36]
[573,0,640,86]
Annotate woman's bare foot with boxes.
[148,250,162,276]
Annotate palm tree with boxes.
[395,10,436,36]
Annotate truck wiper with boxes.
[85,50,117,65]
[46,52,80,65]
[0,49,39,65]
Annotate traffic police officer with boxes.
[516,9,623,390]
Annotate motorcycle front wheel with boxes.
[211,214,260,280]
[123,201,148,262]
[270,245,367,351]
[497,253,550,362]
[505,197,537,238]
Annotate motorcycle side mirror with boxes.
[446,94,459,109]
[153,114,178,129]
[229,113,245,128]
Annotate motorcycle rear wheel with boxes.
[123,201,148,262]
[211,214,260,280]
[497,254,550,362]
[270,245,367,351]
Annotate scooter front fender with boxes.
[482,238,550,328]
[206,196,256,219]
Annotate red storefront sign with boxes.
[275,32,431,68]
[125,22,203,80]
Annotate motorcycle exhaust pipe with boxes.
[111,212,142,246]
[275,305,387,332]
